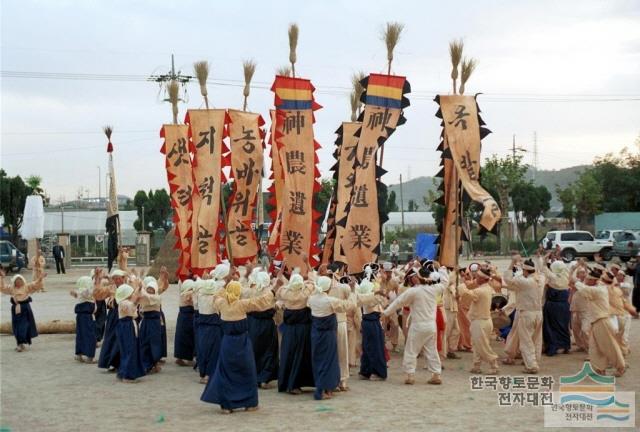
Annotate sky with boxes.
[1,0,639,202]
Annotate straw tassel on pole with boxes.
[288,23,299,78]
[193,61,210,109]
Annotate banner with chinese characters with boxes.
[160,124,194,279]
[267,110,284,256]
[226,109,265,264]
[344,74,410,274]
[437,95,500,231]
[185,109,226,275]
[272,76,322,271]
[319,122,360,266]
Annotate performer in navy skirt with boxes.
[138,277,164,373]
[356,279,388,380]
[70,276,97,362]
[1,271,45,352]
[246,272,278,388]
[201,280,275,413]
[97,269,127,371]
[540,259,571,355]
[276,274,314,394]
[196,279,223,383]
[115,284,145,382]
[307,276,354,401]
[174,279,196,366]
[94,299,107,343]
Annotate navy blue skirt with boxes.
[196,313,222,378]
[360,312,387,379]
[201,318,258,410]
[278,308,314,392]
[139,310,163,371]
[98,303,120,369]
[94,300,107,342]
[174,305,195,360]
[311,314,340,399]
[543,287,571,355]
[247,309,279,385]
[160,309,168,358]
[10,297,38,345]
[193,310,200,369]
[116,317,145,380]
[75,302,97,357]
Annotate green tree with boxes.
[315,178,335,222]
[573,170,603,228]
[511,183,551,240]
[386,190,399,212]
[0,170,31,243]
[132,189,172,232]
[556,184,576,225]
[591,145,640,212]
[407,199,419,212]
[480,154,528,253]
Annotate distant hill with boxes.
[387,165,588,211]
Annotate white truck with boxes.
[542,230,614,261]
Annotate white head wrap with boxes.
[315,276,332,293]
[11,274,27,287]
[180,279,195,294]
[287,274,305,291]
[115,284,134,303]
[429,272,441,282]
[76,276,94,301]
[211,264,230,281]
[199,279,218,295]
[110,269,127,278]
[255,271,271,291]
[357,279,374,295]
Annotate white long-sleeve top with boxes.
[503,270,544,312]
[383,283,445,325]
[307,292,353,318]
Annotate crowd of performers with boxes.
[1,248,639,414]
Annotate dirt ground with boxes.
[1,264,638,432]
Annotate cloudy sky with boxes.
[2,0,639,202]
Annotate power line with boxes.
[3,70,640,102]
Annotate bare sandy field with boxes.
[1,265,638,432]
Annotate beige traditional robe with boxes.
[607,283,629,356]
[329,282,353,385]
[379,278,400,347]
[443,278,460,354]
[574,282,625,374]
[0,277,43,315]
[503,270,544,371]
[459,282,498,371]
[384,280,446,375]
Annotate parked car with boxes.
[542,230,613,261]
[612,230,640,261]
[0,240,26,273]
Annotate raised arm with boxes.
[0,270,12,295]
[383,288,414,317]
[328,296,355,314]
[157,267,170,294]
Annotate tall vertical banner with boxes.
[226,109,265,264]
[434,95,501,267]
[105,138,119,272]
[160,124,194,279]
[267,110,284,256]
[272,76,322,271]
[320,122,360,266]
[185,109,226,275]
[344,74,410,274]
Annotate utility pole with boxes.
[61,205,64,233]
[97,165,101,203]
[399,174,405,232]
[147,54,194,92]
[142,205,145,230]
[532,131,538,180]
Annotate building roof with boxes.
[386,211,436,225]
[40,210,138,235]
